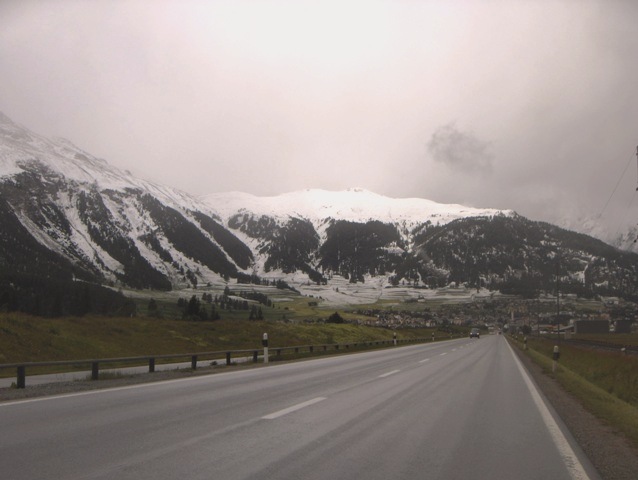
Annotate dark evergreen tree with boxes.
[147,298,159,317]
[183,295,201,319]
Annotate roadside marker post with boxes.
[552,345,560,372]
[262,333,269,364]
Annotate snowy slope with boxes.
[0,112,205,213]
[0,112,236,288]
[203,188,513,234]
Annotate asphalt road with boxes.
[0,335,600,480]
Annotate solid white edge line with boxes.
[0,375,204,407]
[505,341,591,480]
[262,397,327,420]
[0,365,270,407]
[378,369,400,378]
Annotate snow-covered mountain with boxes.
[0,111,205,211]
[1,111,638,316]
[202,188,514,263]
[204,188,510,229]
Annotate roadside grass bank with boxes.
[0,312,441,378]
[509,335,638,449]
[573,333,638,348]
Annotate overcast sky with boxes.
[2,0,638,239]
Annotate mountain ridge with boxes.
[1,111,638,316]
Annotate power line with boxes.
[614,189,637,240]
[598,151,635,219]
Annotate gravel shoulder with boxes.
[2,348,638,479]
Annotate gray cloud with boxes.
[427,123,493,174]
[1,0,638,243]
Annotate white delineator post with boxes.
[263,333,269,364]
[552,345,560,372]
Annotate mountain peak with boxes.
[203,188,513,229]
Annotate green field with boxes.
[571,333,638,347]
[0,312,435,367]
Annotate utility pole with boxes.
[556,252,561,344]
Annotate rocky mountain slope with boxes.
[1,111,638,315]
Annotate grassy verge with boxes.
[510,336,638,448]
[571,333,638,347]
[0,312,437,377]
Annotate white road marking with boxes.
[506,342,592,480]
[439,352,448,356]
[418,358,430,364]
[262,397,327,420]
[0,374,219,407]
[378,369,400,378]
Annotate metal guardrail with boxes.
[0,337,438,388]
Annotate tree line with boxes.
[171,286,274,321]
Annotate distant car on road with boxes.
[469,328,480,339]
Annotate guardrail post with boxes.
[226,352,231,365]
[149,358,155,373]
[309,346,314,353]
[17,366,25,389]
[253,350,258,362]
[91,362,99,381]
[191,355,198,370]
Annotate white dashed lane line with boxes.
[262,397,327,420]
